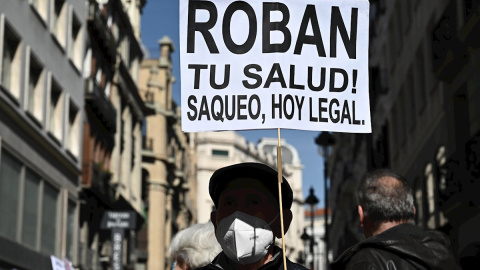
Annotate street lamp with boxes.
[300,228,310,265]
[305,187,319,270]
[314,132,335,269]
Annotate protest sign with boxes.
[180,0,370,133]
[50,256,73,270]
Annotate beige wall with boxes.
[139,36,197,270]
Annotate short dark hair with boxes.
[209,162,293,209]
[357,169,415,222]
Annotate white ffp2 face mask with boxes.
[215,211,279,265]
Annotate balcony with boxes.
[142,136,153,152]
[90,162,117,206]
[85,78,117,132]
[141,136,155,161]
[87,0,116,63]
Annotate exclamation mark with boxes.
[352,69,357,94]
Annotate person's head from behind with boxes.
[357,168,415,238]
[209,162,293,266]
[169,221,221,270]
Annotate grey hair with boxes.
[169,221,221,269]
[357,169,415,223]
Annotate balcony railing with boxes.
[87,0,116,62]
[85,78,117,132]
[139,88,155,104]
[90,162,116,206]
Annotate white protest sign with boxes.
[180,0,370,133]
[50,256,73,270]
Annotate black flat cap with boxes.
[209,162,293,209]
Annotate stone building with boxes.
[302,208,329,270]
[327,1,480,268]
[137,36,198,270]
[0,0,85,269]
[79,0,118,268]
[79,0,149,269]
[195,131,306,265]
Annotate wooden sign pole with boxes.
[277,128,287,270]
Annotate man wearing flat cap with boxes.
[196,162,308,270]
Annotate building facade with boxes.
[79,0,149,269]
[327,0,480,268]
[195,131,306,265]
[0,0,85,269]
[302,208,329,270]
[138,36,198,270]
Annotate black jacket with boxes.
[196,246,308,270]
[331,224,458,270]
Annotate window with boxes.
[130,56,139,83]
[52,0,67,48]
[66,99,80,158]
[435,146,448,227]
[22,169,41,249]
[30,0,48,23]
[414,179,424,227]
[0,149,63,255]
[424,163,435,228]
[105,81,111,97]
[212,150,229,157]
[65,200,76,260]
[436,146,447,190]
[1,20,22,100]
[48,77,64,141]
[69,12,82,69]
[26,48,45,121]
[40,182,58,254]
[82,47,92,78]
[95,61,103,87]
[0,151,22,241]
[120,36,130,65]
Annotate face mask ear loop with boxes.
[264,213,280,229]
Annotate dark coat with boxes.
[331,223,458,270]
[195,246,308,270]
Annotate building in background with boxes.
[79,0,150,269]
[138,36,198,270]
[0,0,85,269]
[195,131,306,265]
[302,208,329,270]
[327,1,480,268]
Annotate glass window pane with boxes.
[22,169,40,248]
[66,200,76,260]
[0,152,21,240]
[41,183,58,254]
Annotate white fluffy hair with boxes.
[169,221,222,269]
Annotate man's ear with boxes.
[358,205,364,228]
[273,209,293,238]
[210,211,218,231]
